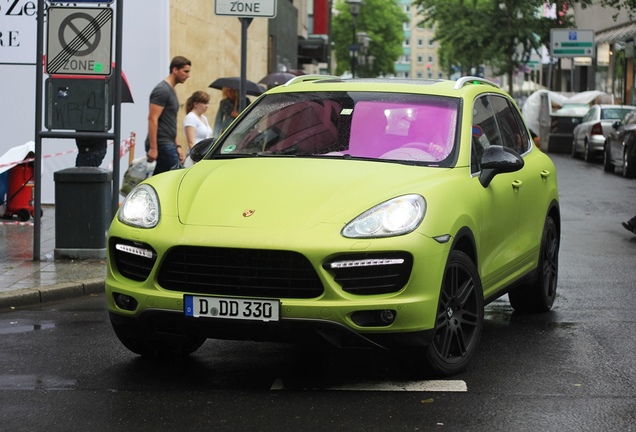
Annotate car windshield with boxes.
[601,107,634,120]
[210,91,460,166]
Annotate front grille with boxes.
[111,238,157,282]
[324,252,413,295]
[158,246,323,299]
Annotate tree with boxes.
[331,0,407,77]
[412,0,635,94]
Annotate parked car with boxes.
[106,76,560,377]
[604,110,636,178]
[572,104,636,162]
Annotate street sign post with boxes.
[550,29,594,58]
[214,0,276,113]
[215,0,277,18]
[46,7,113,75]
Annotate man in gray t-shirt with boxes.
[145,56,191,175]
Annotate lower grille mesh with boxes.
[158,246,324,299]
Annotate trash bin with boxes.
[54,167,112,260]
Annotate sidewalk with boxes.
[0,205,106,309]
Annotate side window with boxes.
[471,95,500,173]
[491,95,530,154]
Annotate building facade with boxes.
[392,1,443,80]
[571,2,635,104]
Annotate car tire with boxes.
[509,216,559,313]
[110,318,206,357]
[421,250,484,377]
[622,150,635,178]
[571,139,579,158]
[603,143,615,173]
[583,141,593,163]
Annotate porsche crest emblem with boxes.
[242,209,255,217]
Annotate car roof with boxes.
[264,75,508,100]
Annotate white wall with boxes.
[0,0,170,203]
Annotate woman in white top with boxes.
[183,90,212,166]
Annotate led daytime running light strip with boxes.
[329,258,405,269]
[115,243,154,259]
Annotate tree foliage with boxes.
[331,0,407,77]
[412,0,635,93]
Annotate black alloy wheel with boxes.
[423,250,483,376]
[509,216,559,312]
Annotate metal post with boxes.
[33,0,45,261]
[112,0,124,216]
[327,0,333,75]
[239,17,252,113]
[351,16,357,78]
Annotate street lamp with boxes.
[346,0,363,78]
[356,31,372,77]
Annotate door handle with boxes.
[540,170,550,179]
[512,180,523,189]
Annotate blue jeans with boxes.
[146,142,182,175]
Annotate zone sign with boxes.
[215,0,277,18]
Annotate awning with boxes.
[595,22,636,45]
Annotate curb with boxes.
[0,278,105,310]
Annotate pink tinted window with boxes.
[348,100,457,162]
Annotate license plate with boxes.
[184,295,280,322]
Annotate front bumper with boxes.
[109,309,436,350]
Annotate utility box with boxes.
[54,167,112,259]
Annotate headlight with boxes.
[118,184,160,228]
[342,194,426,238]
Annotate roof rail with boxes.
[453,76,500,90]
[284,74,341,86]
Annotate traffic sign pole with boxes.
[214,0,277,112]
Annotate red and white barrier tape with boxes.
[0,220,34,226]
[0,137,134,171]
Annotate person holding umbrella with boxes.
[213,86,250,138]
[145,56,191,175]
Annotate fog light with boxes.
[114,293,138,311]
[378,309,396,325]
[351,309,397,327]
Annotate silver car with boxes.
[572,104,636,162]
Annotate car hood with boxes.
[177,158,446,229]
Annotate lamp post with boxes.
[346,0,363,78]
[356,31,372,77]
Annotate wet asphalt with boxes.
[0,204,106,310]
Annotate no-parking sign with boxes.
[46,7,113,75]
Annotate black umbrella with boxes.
[259,72,297,87]
[110,70,134,103]
[209,77,264,96]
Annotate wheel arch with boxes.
[449,227,478,270]
[547,200,561,239]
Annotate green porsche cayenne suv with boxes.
[106,76,560,376]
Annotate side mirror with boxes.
[612,121,621,129]
[190,138,216,163]
[479,145,524,187]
